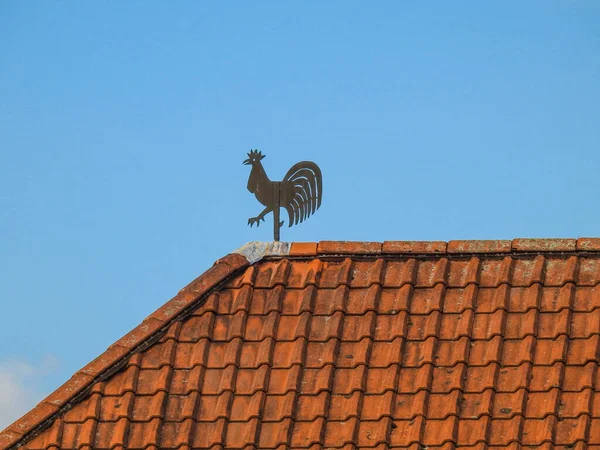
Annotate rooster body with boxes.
[244,150,322,233]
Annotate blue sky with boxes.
[0,1,599,427]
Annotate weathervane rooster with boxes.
[243,149,322,241]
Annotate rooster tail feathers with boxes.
[282,161,322,227]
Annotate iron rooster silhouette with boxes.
[243,149,322,241]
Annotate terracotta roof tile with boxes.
[541,284,575,312]
[342,312,376,341]
[423,416,458,445]
[258,419,294,447]
[591,419,600,444]
[309,312,343,341]
[306,340,339,368]
[497,364,531,393]
[318,258,353,288]
[567,335,600,364]
[471,310,505,340]
[191,419,227,447]
[202,366,236,395]
[492,389,527,418]
[378,285,412,314]
[248,286,285,314]
[461,390,494,419]
[350,259,386,287]
[357,418,391,446]
[289,241,318,256]
[465,364,498,393]
[369,337,403,367]
[332,366,368,394]
[571,308,600,337]
[525,389,560,418]
[478,257,513,287]
[160,419,194,448]
[532,363,562,391]
[323,393,355,421]
[374,312,407,341]
[262,392,295,422]
[470,336,503,366]
[431,364,466,394]
[164,391,199,421]
[436,337,469,366]
[415,259,449,287]
[383,259,418,287]
[319,241,382,255]
[398,364,433,393]
[366,365,399,393]
[403,337,437,367]
[457,416,490,445]
[427,390,461,419]
[347,285,380,314]
[521,416,556,445]
[361,392,395,420]
[502,336,536,365]
[272,339,305,368]
[534,336,568,365]
[513,238,576,252]
[555,416,590,445]
[229,392,264,421]
[169,366,204,395]
[577,237,600,251]
[275,312,310,341]
[559,389,594,418]
[538,309,570,338]
[389,416,425,446]
[290,418,325,447]
[302,366,335,394]
[563,362,595,391]
[313,285,346,315]
[448,239,512,254]
[439,310,473,339]
[286,258,321,287]
[488,416,523,445]
[406,311,441,340]
[6,240,600,450]
[577,258,600,285]
[393,391,427,419]
[474,285,509,313]
[383,240,447,254]
[267,366,301,394]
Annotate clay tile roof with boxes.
[3,238,600,450]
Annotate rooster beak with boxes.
[243,158,251,165]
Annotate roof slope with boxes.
[2,238,600,450]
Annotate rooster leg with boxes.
[248,207,272,227]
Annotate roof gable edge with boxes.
[0,251,251,450]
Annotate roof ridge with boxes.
[284,238,600,256]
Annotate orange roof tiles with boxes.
[2,238,600,449]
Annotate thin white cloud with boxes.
[0,356,59,430]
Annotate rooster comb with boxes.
[247,149,264,158]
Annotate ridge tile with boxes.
[383,241,446,254]
[512,238,576,252]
